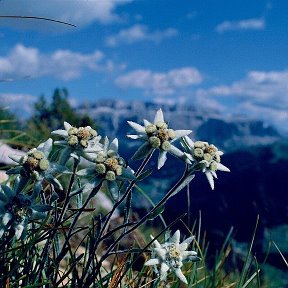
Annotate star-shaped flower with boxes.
[51,122,103,162]
[145,230,199,284]
[7,138,65,190]
[0,184,51,240]
[182,136,230,190]
[77,137,135,201]
[127,109,191,169]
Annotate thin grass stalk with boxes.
[237,215,259,288]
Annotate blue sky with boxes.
[0,0,288,132]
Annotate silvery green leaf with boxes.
[51,130,68,137]
[50,192,59,202]
[32,204,52,212]
[143,119,152,127]
[6,166,23,175]
[109,138,119,152]
[15,223,25,240]
[0,192,7,202]
[107,181,119,201]
[131,142,153,160]
[31,211,46,220]
[103,136,109,152]
[1,184,16,198]
[127,135,143,140]
[158,151,167,170]
[32,182,42,198]
[205,171,214,190]
[59,147,73,165]
[82,182,95,194]
[127,121,145,133]
[8,154,22,163]
[147,204,165,220]
[168,145,185,159]
[46,175,63,190]
[49,163,69,174]
[119,167,136,181]
[77,168,95,177]
[37,138,53,157]
[2,212,12,226]
[64,121,72,131]
[154,109,164,123]
[217,163,230,172]
[173,130,192,140]
[168,174,195,199]
[0,228,5,238]
[136,168,153,181]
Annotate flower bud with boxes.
[194,148,204,158]
[209,161,218,171]
[115,165,123,176]
[80,139,88,148]
[68,135,78,146]
[203,153,212,162]
[161,141,171,151]
[149,136,161,148]
[39,159,49,171]
[95,163,106,174]
[105,171,116,181]
[155,121,168,129]
[167,129,176,139]
[194,141,205,148]
[145,124,157,134]
[68,127,78,135]
[32,151,44,160]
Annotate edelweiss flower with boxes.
[145,230,199,284]
[0,185,51,240]
[127,109,191,169]
[51,122,102,162]
[7,139,65,190]
[77,137,135,200]
[182,136,230,190]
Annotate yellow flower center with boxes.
[105,158,119,171]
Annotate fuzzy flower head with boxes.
[145,230,199,284]
[127,109,191,169]
[52,122,102,157]
[0,185,50,240]
[77,137,135,200]
[7,139,65,190]
[9,139,53,179]
[182,136,230,190]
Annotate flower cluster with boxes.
[128,109,192,169]
[182,136,230,190]
[21,148,50,173]
[145,230,199,284]
[52,122,102,160]
[77,137,135,200]
[0,185,50,240]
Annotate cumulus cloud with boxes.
[196,70,288,131]
[0,0,132,30]
[105,24,178,46]
[115,67,203,96]
[215,18,265,33]
[0,44,114,81]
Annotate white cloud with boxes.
[0,0,132,30]
[105,24,178,47]
[198,70,288,109]
[196,70,288,131]
[215,18,265,33]
[115,67,203,96]
[0,44,114,81]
